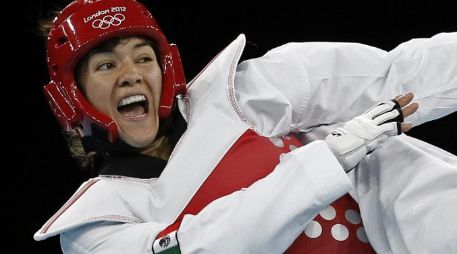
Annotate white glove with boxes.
[325,100,404,172]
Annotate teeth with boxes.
[118,95,146,107]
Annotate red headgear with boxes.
[44,0,186,143]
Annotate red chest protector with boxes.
[162,130,375,253]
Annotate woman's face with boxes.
[79,37,163,148]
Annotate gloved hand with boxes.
[325,93,418,172]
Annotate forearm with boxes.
[62,142,350,253]
[176,141,351,253]
[290,32,457,128]
[235,32,457,135]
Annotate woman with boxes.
[35,0,457,253]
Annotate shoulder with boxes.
[34,176,157,241]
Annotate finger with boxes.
[401,122,414,132]
[377,121,400,135]
[395,92,414,108]
[401,102,419,118]
[365,101,396,119]
[373,109,400,125]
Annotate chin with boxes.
[121,133,157,148]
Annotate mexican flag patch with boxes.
[153,230,181,254]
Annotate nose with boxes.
[118,63,142,87]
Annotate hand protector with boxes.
[325,100,404,172]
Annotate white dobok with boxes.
[35,32,457,254]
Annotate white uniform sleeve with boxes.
[352,135,457,253]
[178,140,351,253]
[235,32,457,136]
[58,141,351,253]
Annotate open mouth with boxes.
[117,94,149,119]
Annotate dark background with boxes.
[10,0,456,252]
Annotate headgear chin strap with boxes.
[43,0,186,143]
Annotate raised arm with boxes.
[235,32,457,136]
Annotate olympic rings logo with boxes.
[92,13,126,29]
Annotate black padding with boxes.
[397,121,402,135]
[390,99,405,122]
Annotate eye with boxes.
[96,62,115,71]
[137,56,153,64]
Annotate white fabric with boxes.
[352,135,457,253]
[34,32,457,253]
[178,141,351,253]
[234,32,457,253]
[235,32,457,135]
[35,35,350,253]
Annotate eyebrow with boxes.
[134,42,151,49]
[91,41,153,55]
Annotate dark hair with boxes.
[63,129,100,174]
[37,5,61,37]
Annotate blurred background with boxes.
[10,0,456,252]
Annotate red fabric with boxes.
[286,194,375,253]
[158,130,375,253]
